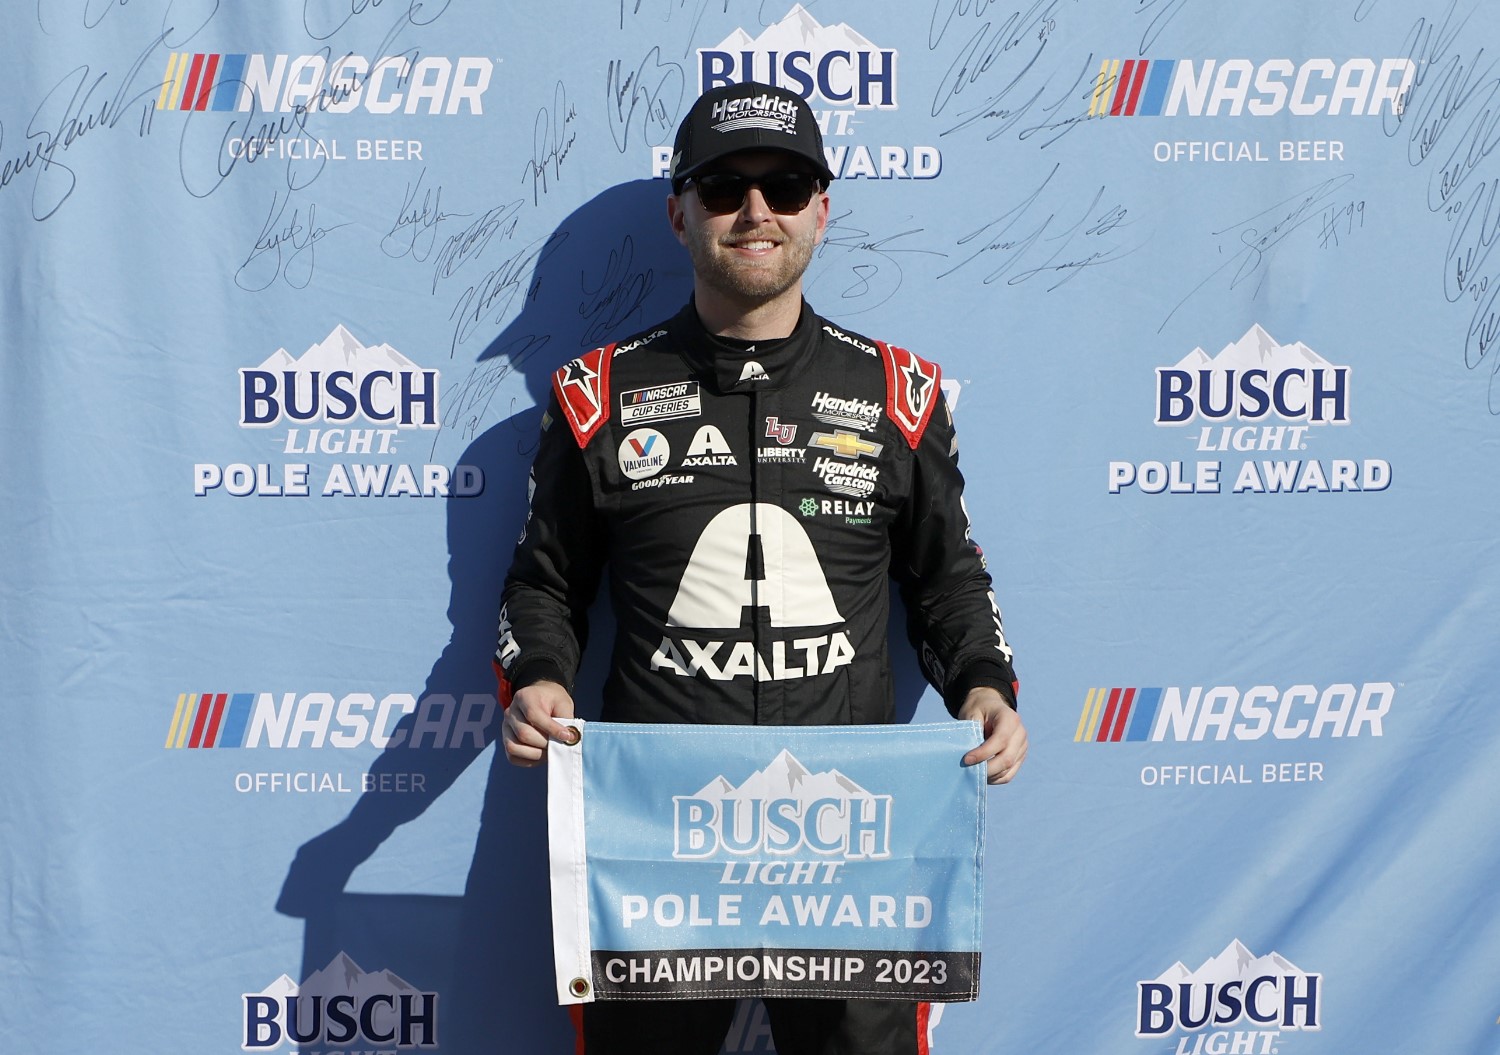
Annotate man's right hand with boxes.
[501,680,578,766]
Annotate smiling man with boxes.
[496,81,1026,1055]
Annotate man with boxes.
[496,81,1027,1055]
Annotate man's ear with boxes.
[667,194,688,245]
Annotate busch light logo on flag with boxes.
[547,722,985,1003]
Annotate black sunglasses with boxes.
[685,171,823,215]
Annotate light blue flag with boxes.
[547,721,986,1004]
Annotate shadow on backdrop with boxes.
[273,176,934,1054]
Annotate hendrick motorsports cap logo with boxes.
[243,953,438,1050]
[673,749,891,861]
[711,90,800,135]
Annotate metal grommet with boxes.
[560,725,582,746]
[569,976,590,998]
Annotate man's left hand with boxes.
[957,688,1028,785]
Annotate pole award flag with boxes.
[546,721,987,1004]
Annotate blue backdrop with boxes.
[4,1,1499,1052]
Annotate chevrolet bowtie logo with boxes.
[808,430,883,460]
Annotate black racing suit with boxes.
[497,300,1016,723]
[496,301,1017,1055]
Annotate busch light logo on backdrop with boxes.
[652,5,937,181]
[239,324,438,428]
[195,326,482,498]
[1136,941,1321,1054]
[1154,324,1349,427]
[1109,325,1391,495]
[673,749,892,862]
[243,953,439,1050]
[699,4,896,109]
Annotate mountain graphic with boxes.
[255,324,416,375]
[694,748,869,802]
[251,952,420,1001]
[709,5,880,60]
[1153,940,1308,984]
[1171,324,1333,374]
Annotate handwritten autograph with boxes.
[1383,0,1500,412]
[606,47,684,153]
[301,0,451,42]
[236,190,350,291]
[435,333,551,454]
[580,235,657,347]
[0,32,165,221]
[929,0,1063,119]
[382,168,466,262]
[448,231,569,357]
[38,0,219,37]
[940,49,1098,147]
[431,200,525,293]
[939,163,1139,291]
[1158,174,1355,330]
[810,209,947,313]
[523,81,578,205]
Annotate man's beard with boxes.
[684,223,818,305]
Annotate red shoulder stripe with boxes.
[552,345,613,448]
[877,341,942,449]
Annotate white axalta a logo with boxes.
[651,503,854,681]
[673,749,891,860]
[243,953,438,1050]
[1137,940,1320,1053]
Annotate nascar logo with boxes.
[1089,57,1413,118]
[165,691,495,749]
[157,52,494,114]
[1074,683,1394,742]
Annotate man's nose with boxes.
[737,185,774,223]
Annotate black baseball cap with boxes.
[669,81,836,193]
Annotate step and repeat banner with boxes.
[4,1,1499,1052]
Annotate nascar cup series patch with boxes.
[546,722,986,1004]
